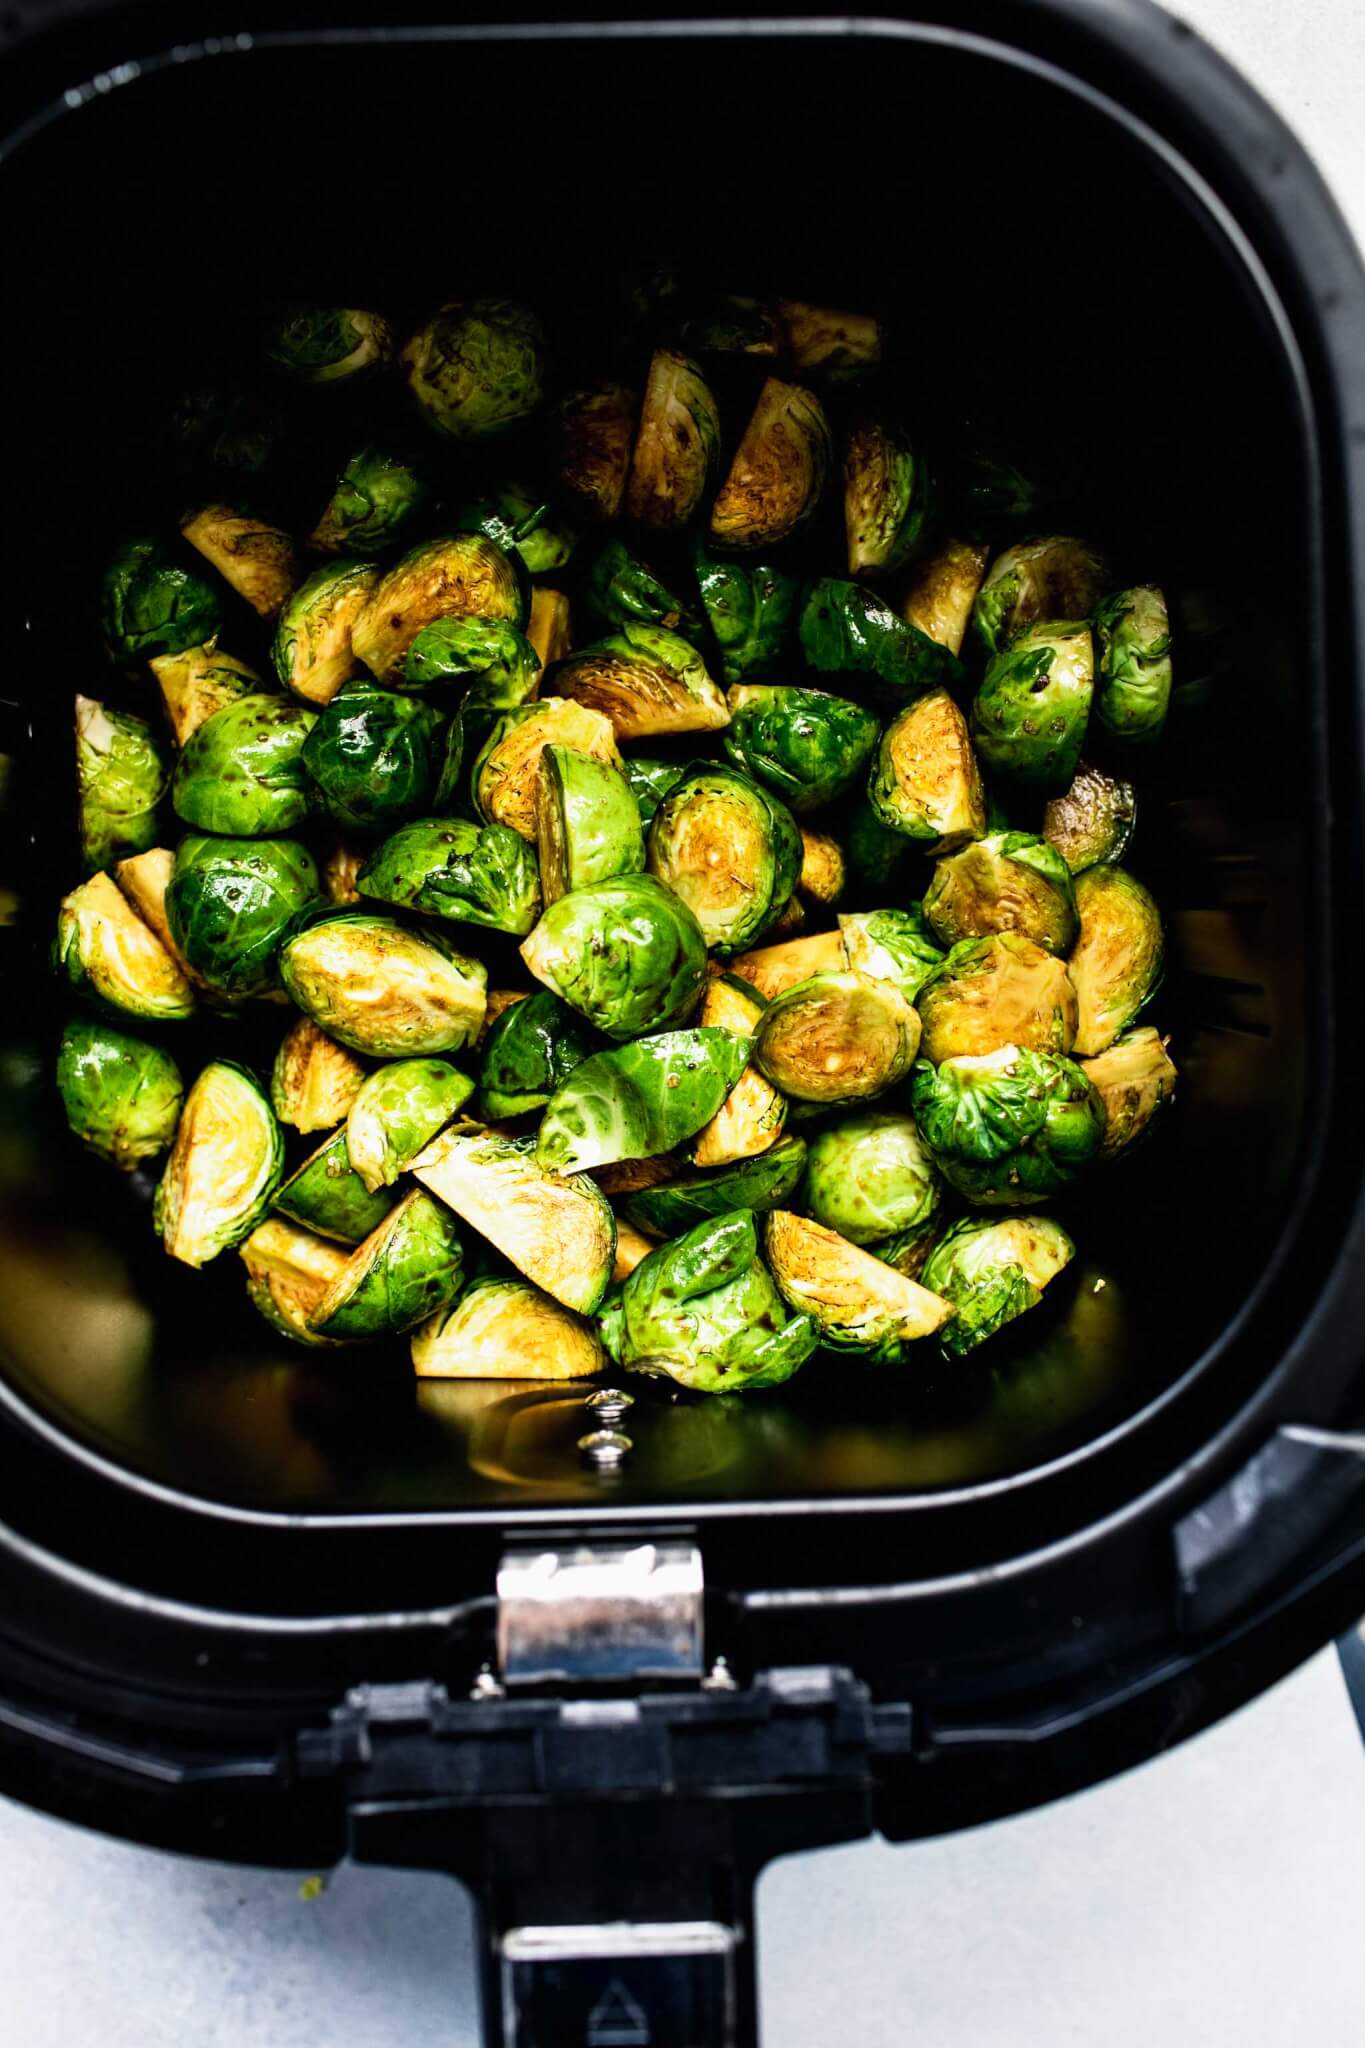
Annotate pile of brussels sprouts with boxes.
[56,289,1177,1396]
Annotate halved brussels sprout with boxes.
[648,764,801,954]
[902,538,991,656]
[536,744,644,906]
[268,306,393,385]
[271,560,379,707]
[345,1058,475,1193]
[972,536,1105,655]
[843,796,912,897]
[763,1210,951,1357]
[797,828,845,908]
[619,1131,806,1239]
[270,1016,367,1134]
[56,873,195,1022]
[709,377,831,551]
[1080,1025,1177,1156]
[1094,585,1173,744]
[923,831,1079,956]
[867,687,987,849]
[843,418,930,576]
[166,834,319,1001]
[1041,761,1137,874]
[280,911,487,1058]
[537,1028,750,1176]
[156,1060,284,1266]
[172,694,317,836]
[351,534,528,683]
[606,1209,817,1392]
[920,1214,1075,1356]
[910,1044,1106,1205]
[240,1219,353,1348]
[727,928,846,1001]
[683,294,781,358]
[1069,866,1164,1056]
[552,625,729,741]
[478,987,596,1121]
[754,970,919,1105]
[357,815,541,936]
[723,684,879,815]
[181,506,298,617]
[272,1126,396,1245]
[528,588,572,672]
[623,757,687,828]
[298,678,442,830]
[689,972,786,1168]
[411,1124,615,1315]
[456,481,575,577]
[474,698,622,840]
[309,446,429,558]
[778,301,881,380]
[412,1276,604,1379]
[75,695,169,874]
[971,619,1095,792]
[916,933,1077,1063]
[800,578,961,698]
[585,540,703,641]
[557,381,636,524]
[626,350,722,531]
[693,545,798,684]
[56,1017,183,1171]
[521,873,709,1040]
[403,300,546,439]
[322,838,364,905]
[150,645,263,747]
[101,536,222,664]
[403,616,541,704]
[837,907,943,1007]
[307,1188,464,1340]
[804,1112,941,1245]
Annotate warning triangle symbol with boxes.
[586,1975,652,2046]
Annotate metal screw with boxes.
[587,1387,635,1425]
[578,1428,632,1470]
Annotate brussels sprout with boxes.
[648,764,801,954]
[910,1044,1105,1205]
[75,695,169,874]
[270,1016,367,1134]
[411,1124,615,1315]
[478,987,596,1120]
[167,834,319,1001]
[800,578,961,698]
[684,972,786,1169]
[535,744,644,906]
[682,294,781,358]
[843,795,913,897]
[552,625,729,742]
[352,534,528,682]
[916,933,1077,1064]
[322,837,364,905]
[403,616,541,704]
[585,540,703,641]
[709,378,831,552]
[723,684,879,815]
[55,873,195,1022]
[112,847,199,985]
[754,970,919,1106]
[763,1210,951,1357]
[272,1126,396,1244]
[728,928,846,1001]
[271,559,378,707]
[948,451,1038,540]
[1093,585,1172,744]
[837,907,944,1007]
[868,688,987,850]
[623,757,686,827]
[537,1028,749,1176]
[345,1059,475,1193]
[971,620,1095,792]
[920,1214,1075,1356]
[101,536,222,664]
[865,1219,940,1280]
[150,645,264,747]
[181,506,298,618]
[843,418,930,577]
[557,381,636,524]
[455,481,575,577]
[296,678,442,831]
[156,1060,284,1267]
[1041,761,1137,874]
[618,1131,806,1240]
[474,697,622,841]
[626,350,722,530]
[972,536,1105,656]
[412,1276,604,1379]
[280,911,487,1058]
[612,1223,658,1284]
[1080,1025,1177,1156]
[240,1219,354,1348]
[923,831,1079,956]
[607,1209,817,1392]
[307,1189,464,1340]
[172,385,285,491]
[268,306,394,385]
[310,447,429,558]
[403,300,546,439]
[521,873,708,1041]
[804,1112,941,1246]
[764,894,807,940]
[528,587,572,672]
[796,827,845,908]
[171,694,317,835]
[778,301,881,380]
[693,545,798,684]
[356,815,541,937]
[56,1016,183,1171]
[902,538,991,656]
[1069,866,1164,1056]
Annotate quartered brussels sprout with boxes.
[920,1214,1075,1356]
[796,827,845,907]
[478,987,596,1121]
[411,1124,615,1315]
[181,506,298,617]
[171,694,317,835]
[685,972,786,1168]
[648,764,801,954]
[867,687,987,850]
[837,907,944,1007]
[156,1060,284,1267]
[709,377,831,551]
[843,417,930,576]
[56,872,195,1023]
[166,834,318,1001]
[804,1112,941,1246]
[101,536,222,664]
[109,848,197,980]
[800,578,961,698]
[310,446,429,558]
[345,1059,474,1192]
[626,350,722,531]
[537,1028,749,1177]
[536,744,644,906]
[971,536,1105,655]
[1081,1026,1177,1157]
[271,560,379,706]
[910,1044,1106,1205]
[557,380,636,524]
[522,873,709,1041]
[916,933,1077,1063]
[280,911,487,1058]
[56,1017,183,1171]
[357,815,542,936]
[1041,761,1137,874]
[307,1188,464,1341]
[623,757,687,828]
[620,1131,806,1239]
[604,1209,817,1393]
[728,928,846,1001]
[1069,866,1164,1056]
[75,695,169,874]
[272,1126,396,1244]
[528,587,572,672]
[268,306,394,385]
[778,301,881,380]
[474,698,622,840]
[351,534,528,683]
[271,1016,367,1134]
[971,620,1095,792]
[693,545,798,684]
[1094,585,1173,744]
[552,624,729,742]
[412,1276,605,1380]
[150,645,263,748]
[456,481,575,577]
[403,300,546,439]
[240,1219,353,1348]
[298,678,443,830]
[585,540,703,641]
[843,795,913,897]
[403,615,541,705]
[902,538,991,656]
[753,970,919,1105]
[723,684,879,815]
[763,1210,951,1359]
[923,831,1079,956]
[682,294,781,359]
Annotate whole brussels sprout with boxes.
[901,538,991,657]
[537,1028,750,1176]
[75,695,169,874]
[150,645,263,748]
[181,506,299,618]
[626,350,722,530]
[403,617,541,704]
[166,834,319,1002]
[474,698,623,841]
[691,971,786,1168]
[352,534,528,682]
[843,417,931,577]
[1041,761,1137,874]
[1080,1026,1177,1157]
[357,815,541,936]
[552,625,730,741]
[345,1059,475,1192]
[1069,866,1164,1056]
[310,447,429,557]
[455,480,575,577]
[585,540,703,641]
[521,874,709,1040]
[837,907,944,1007]
[272,560,379,707]
[101,536,222,664]
[623,757,687,828]
[412,1275,605,1380]
[799,578,961,698]
[271,1016,367,1134]
[923,831,1079,956]
[709,377,831,551]
[910,1043,1106,1205]
[298,678,443,831]
[155,1060,284,1266]
[916,933,1077,1063]
[753,970,919,1106]
[620,1132,807,1239]
[403,300,546,439]
[867,688,986,850]
[971,620,1095,792]
[272,1126,396,1245]
[723,684,879,815]
[267,306,394,385]
[56,1017,183,1171]
[536,745,644,906]
[172,695,317,835]
[478,989,596,1121]
[56,873,195,1023]
[779,300,882,380]
[920,1214,1075,1356]
[804,1112,941,1246]
[307,1188,464,1340]
[763,1209,952,1359]
[557,380,636,524]
[1093,585,1173,744]
[693,545,799,684]
[280,910,487,1058]
[972,536,1105,655]
[240,1219,354,1349]
[648,764,801,953]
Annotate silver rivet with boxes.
[578,1429,632,1469]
